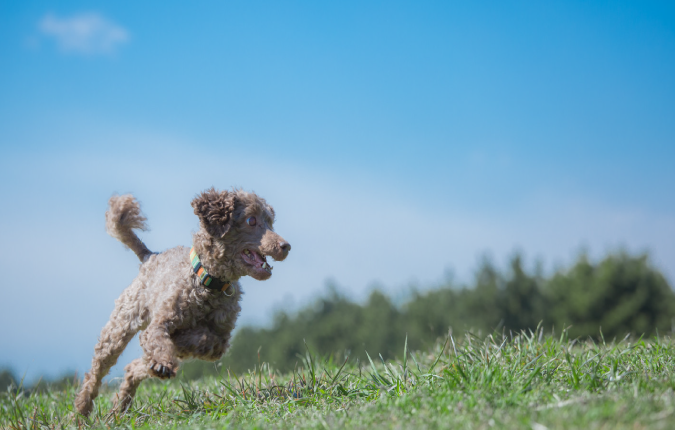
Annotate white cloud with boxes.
[38,12,129,55]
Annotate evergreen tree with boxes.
[544,252,675,339]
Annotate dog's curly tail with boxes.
[106,194,153,262]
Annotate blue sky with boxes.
[1,1,674,381]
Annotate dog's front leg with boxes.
[140,320,180,379]
[172,326,231,362]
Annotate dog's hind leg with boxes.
[75,281,146,417]
[114,357,150,413]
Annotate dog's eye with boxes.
[246,216,256,226]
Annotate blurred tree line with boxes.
[181,250,674,377]
[0,369,78,393]
[3,250,673,388]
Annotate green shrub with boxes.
[197,250,674,376]
[544,252,675,339]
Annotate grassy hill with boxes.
[3,329,675,429]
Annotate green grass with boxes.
[4,328,675,429]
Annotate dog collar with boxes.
[190,247,232,293]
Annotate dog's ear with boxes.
[191,188,237,238]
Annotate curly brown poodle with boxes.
[74,188,291,416]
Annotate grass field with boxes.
[3,328,675,429]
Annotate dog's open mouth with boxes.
[241,249,273,275]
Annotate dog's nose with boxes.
[280,241,291,252]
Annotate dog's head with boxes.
[191,188,290,281]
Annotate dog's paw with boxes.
[148,361,177,379]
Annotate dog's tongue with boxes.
[251,250,266,267]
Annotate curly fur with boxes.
[105,195,152,262]
[75,188,290,416]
